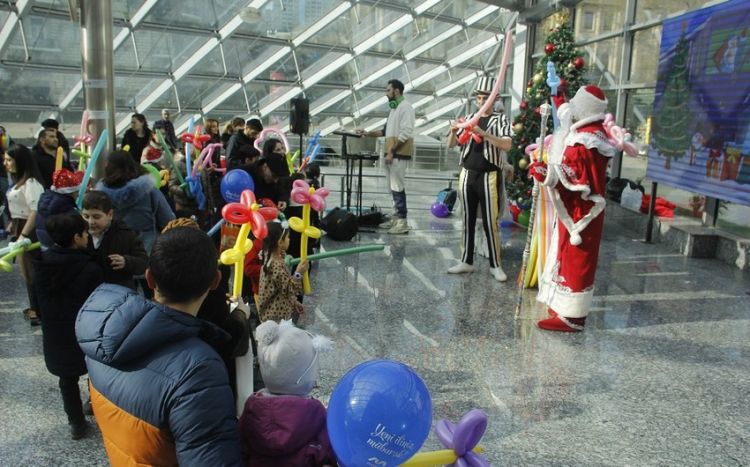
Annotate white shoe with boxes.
[379,218,395,229]
[387,218,409,234]
[490,266,507,282]
[447,262,475,274]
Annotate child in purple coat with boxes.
[238,320,334,467]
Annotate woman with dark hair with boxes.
[3,144,45,325]
[262,138,286,160]
[121,113,152,165]
[95,150,174,253]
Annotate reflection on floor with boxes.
[1,207,748,466]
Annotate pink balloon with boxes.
[290,179,329,212]
[603,114,638,157]
[456,30,514,130]
[253,127,290,154]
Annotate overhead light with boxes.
[243,46,291,82]
[422,98,465,121]
[176,113,203,134]
[412,95,436,108]
[447,35,500,68]
[63,0,158,109]
[129,0,160,26]
[419,120,450,135]
[353,14,413,56]
[405,25,462,60]
[465,5,499,26]
[411,65,448,88]
[353,96,387,118]
[302,54,353,88]
[311,90,352,116]
[354,60,403,91]
[173,38,220,80]
[59,81,83,110]
[203,83,243,114]
[137,79,174,113]
[364,118,387,132]
[294,2,352,47]
[259,87,302,115]
[414,0,442,15]
[320,120,343,136]
[220,16,244,39]
[436,71,481,96]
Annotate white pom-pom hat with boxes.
[255,319,333,396]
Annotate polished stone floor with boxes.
[1,183,749,465]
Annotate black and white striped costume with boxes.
[455,112,511,268]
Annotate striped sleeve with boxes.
[497,114,512,137]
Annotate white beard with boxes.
[549,102,574,165]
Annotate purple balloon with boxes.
[435,409,490,467]
[431,202,450,218]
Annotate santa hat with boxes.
[256,320,333,396]
[569,85,608,122]
[144,141,163,163]
[51,169,84,194]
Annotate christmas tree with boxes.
[652,32,692,169]
[508,14,587,210]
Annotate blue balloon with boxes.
[431,202,450,218]
[220,169,254,203]
[327,360,432,467]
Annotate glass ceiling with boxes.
[0,0,516,140]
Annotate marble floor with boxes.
[1,186,749,466]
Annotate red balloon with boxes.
[573,57,585,69]
[222,203,252,224]
[544,43,555,55]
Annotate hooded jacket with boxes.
[34,246,102,377]
[35,190,78,249]
[76,283,241,467]
[238,391,335,467]
[96,174,175,252]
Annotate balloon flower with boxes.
[603,114,638,157]
[180,126,211,158]
[156,131,190,198]
[76,129,109,209]
[253,127,290,154]
[288,179,329,294]
[143,163,170,188]
[73,110,94,171]
[195,142,225,173]
[219,189,278,298]
[286,150,300,174]
[402,409,489,467]
[0,240,41,273]
[455,30,513,134]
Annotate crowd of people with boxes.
[1,74,615,464]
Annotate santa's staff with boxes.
[515,102,550,318]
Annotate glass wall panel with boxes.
[635,0,714,23]
[575,0,625,41]
[630,27,662,83]
[581,36,623,88]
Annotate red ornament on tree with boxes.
[545,43,555,55]
[519,100,528,110]
[534,106,541,116]
[573,57,584,69]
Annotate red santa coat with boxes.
[537,119,614,319]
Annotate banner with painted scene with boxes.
[647,0,750,206]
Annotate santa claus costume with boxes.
[529,85,615,332]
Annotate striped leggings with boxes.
[458,168,503,268]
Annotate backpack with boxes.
[321,207,358,241]
[436,181,458,211]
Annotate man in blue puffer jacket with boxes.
[76,227,241,466]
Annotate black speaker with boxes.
[290,97,310,135]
